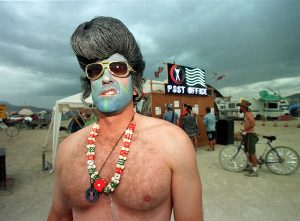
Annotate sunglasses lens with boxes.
[110,62,128,76]
[86,64,103,79]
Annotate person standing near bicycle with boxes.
[237,100,259,177]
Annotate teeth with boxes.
[103,90,115,95]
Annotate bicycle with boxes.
[219,134,300,175]
[5,125,21,139]
[5,121,34,139]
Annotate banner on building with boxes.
[165,63,207,96]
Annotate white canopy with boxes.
[50,93,92,172]
[18,108,34,116]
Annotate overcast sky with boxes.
[1,0,300,109]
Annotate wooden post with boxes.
[150,80,153,93]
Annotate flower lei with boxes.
[86,120,136,200]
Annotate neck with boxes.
[97,103,135,134]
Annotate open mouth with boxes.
[101,89,117,96]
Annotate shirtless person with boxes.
[47,16,203,221]
[237,100,259,177]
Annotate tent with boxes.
[49,93,93,173]
[259,90,285,101]
[289,103,300,117]
[18,108,34,116]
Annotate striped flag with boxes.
[154,67,164,78]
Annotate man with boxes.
[47,17,203,221]
[24,116,33,128]
[163,103,179,125]
[237,100,259,177]
[203,107,216,151]
[83,109,98,127]
[182,104,199,151]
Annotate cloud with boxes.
[0,0,299,108]
[220,75,300,100]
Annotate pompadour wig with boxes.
[70,16,145,105]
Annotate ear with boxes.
[133,87,138,96]
[133,86,142,102]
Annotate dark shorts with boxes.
[244,133,258,155]
[206,131,216,141]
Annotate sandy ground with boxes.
[0,119,300,221]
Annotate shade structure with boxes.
[18,108,34,116]
[50,92,93,173]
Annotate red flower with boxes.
[87,155,94,160]
[87,140,94,145]
[89,134,96,139]
[115,168,123,174]
[120,150,128,156]
[124,141,130,147]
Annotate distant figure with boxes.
[203,107,216,151]
[182,105,199,151]
[237,100,259,177]
[24,116,33,123]
[67,116,84,133]
[24,116,36,129]
[83,111,98,127]
[163,103,179,125]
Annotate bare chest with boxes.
[60,137,172,212]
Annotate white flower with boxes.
[87,160,94,166]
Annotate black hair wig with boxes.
[70,16,145,105]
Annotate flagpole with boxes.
[163,62,172,82]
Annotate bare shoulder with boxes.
[135,114,195,161]
[245,111,255,120]
[137,114,188,140]
[55,126,91,170]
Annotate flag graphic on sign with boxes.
[185,68,206,87]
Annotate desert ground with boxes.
[1,118,300,221]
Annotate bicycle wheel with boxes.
[265,146,299,175]
[219,145,248,172]
[6,126,20,138]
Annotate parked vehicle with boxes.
[215,97,290,120]
[6,114,24,126]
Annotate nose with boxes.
[101,68,113,85]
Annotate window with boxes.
[266,103,278,109]
[228,103,236,109]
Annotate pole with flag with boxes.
[154,66,164,78]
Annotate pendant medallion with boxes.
[85,187,99,202]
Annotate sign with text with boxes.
[165,63,207,96]
[0,104,7,119]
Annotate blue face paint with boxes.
[90,54,133,114]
